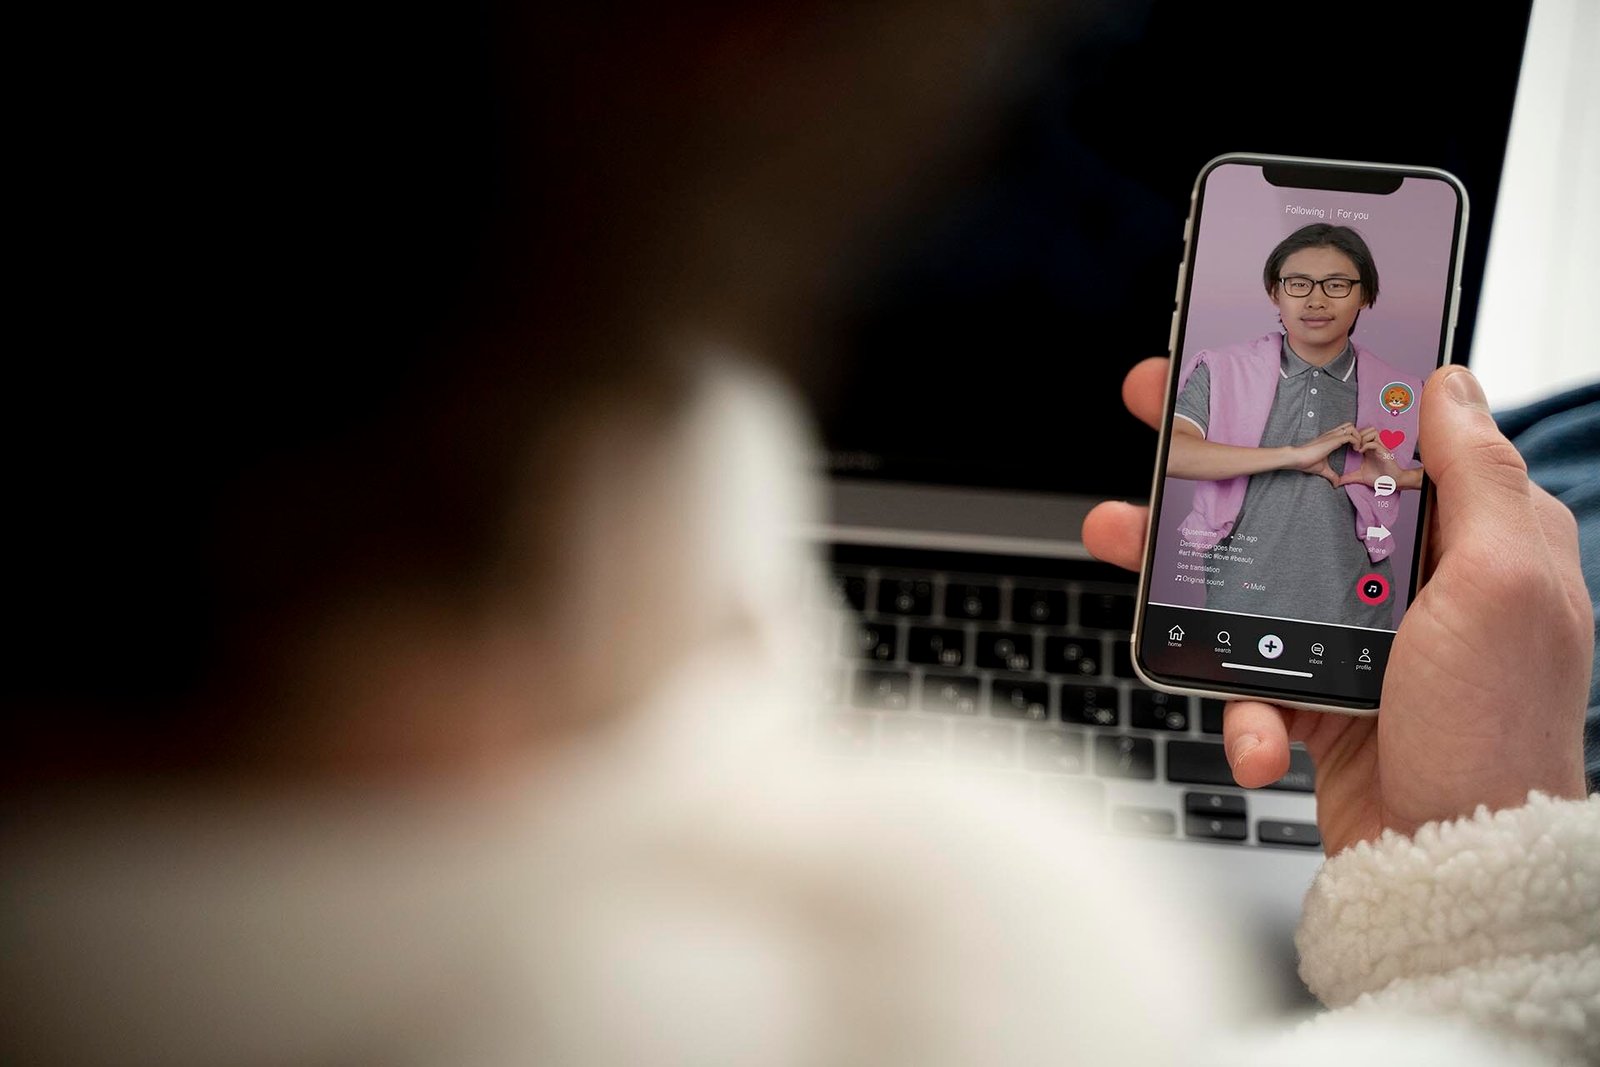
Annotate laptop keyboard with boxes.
[813,548,1321,850]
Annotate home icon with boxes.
[1167,625,1185,642]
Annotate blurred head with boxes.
[10,2,1062,788]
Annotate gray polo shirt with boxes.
[1174,338,1394,630]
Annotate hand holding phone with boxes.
[1086,364,1592,855]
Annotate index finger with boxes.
[1123,357,1170,431]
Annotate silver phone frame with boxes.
[1130,152,1469,716]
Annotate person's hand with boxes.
[1084,359,1591,856]
[1282,423,1363,487]
[1335,427,1421,491]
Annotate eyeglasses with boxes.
[1279,275,1359,299]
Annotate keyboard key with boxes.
[992,680,1049,721]
[921,673,980,714]
[816,667,847,705]
[1184,791,1246,817]
[1023,728,1086,774]
[1012,586,1067,626]
[826,573,867,612]
[878,578,933,617]
[880,715,946,761]
[1080,592,1135,631]
[853,669,911,710]
[1167,741,1316,792]
[1044,636,1101,677]
[1165,741,1234,787]
[907,626,965,668]
[818,711,874,756]
[1266,747,1316,793]
[1059,684,1120,728]
[1130,689,1190,732]
[970,769,1032,798]
[976,631,1034,672]
[1113,807,1177,836]
[1200,699,1226,735]
[852,620,897,662]
[1040,777,1105,819]
[804,613,835,659]
[1257,819,1322,848]
[945,582,1000,621]
[1094,734,1155,779]
[1111,641,1136,679]
[952,720,1017,767]
[1185,812,1247,843]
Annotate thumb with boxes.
[1418,366,1538,551]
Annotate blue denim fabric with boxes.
[1496,381,1600,792]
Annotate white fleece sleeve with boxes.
[1293,791,1600,1065]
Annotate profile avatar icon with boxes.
[1380,381,1414,417]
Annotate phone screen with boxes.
[1136,157,1465,710]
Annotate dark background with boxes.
[813,2,1534,498]
[5,2,1533,731]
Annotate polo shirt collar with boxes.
[1280,336,1355,381]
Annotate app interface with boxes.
[1141,163,1460,704]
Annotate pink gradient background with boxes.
[1149,163,1460,626]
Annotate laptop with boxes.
[799,2,1534,1010]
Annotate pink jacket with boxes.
[1173,332,1422,563]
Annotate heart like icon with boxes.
[1378,429,1406,450]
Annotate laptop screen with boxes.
[808,3,1533,500]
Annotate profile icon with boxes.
[1380,381,1414,417]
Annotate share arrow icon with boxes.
[1365,525,1391,542]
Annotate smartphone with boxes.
[1132,153,1467,713]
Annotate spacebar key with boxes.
[1166,740,1316,792]
[1165,741,1237,788]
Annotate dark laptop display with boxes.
[809,3,1533,499]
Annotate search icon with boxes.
[1216,631,1231,646]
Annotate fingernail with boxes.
[1227,734,1260,770]
[1445,368,1488,410]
